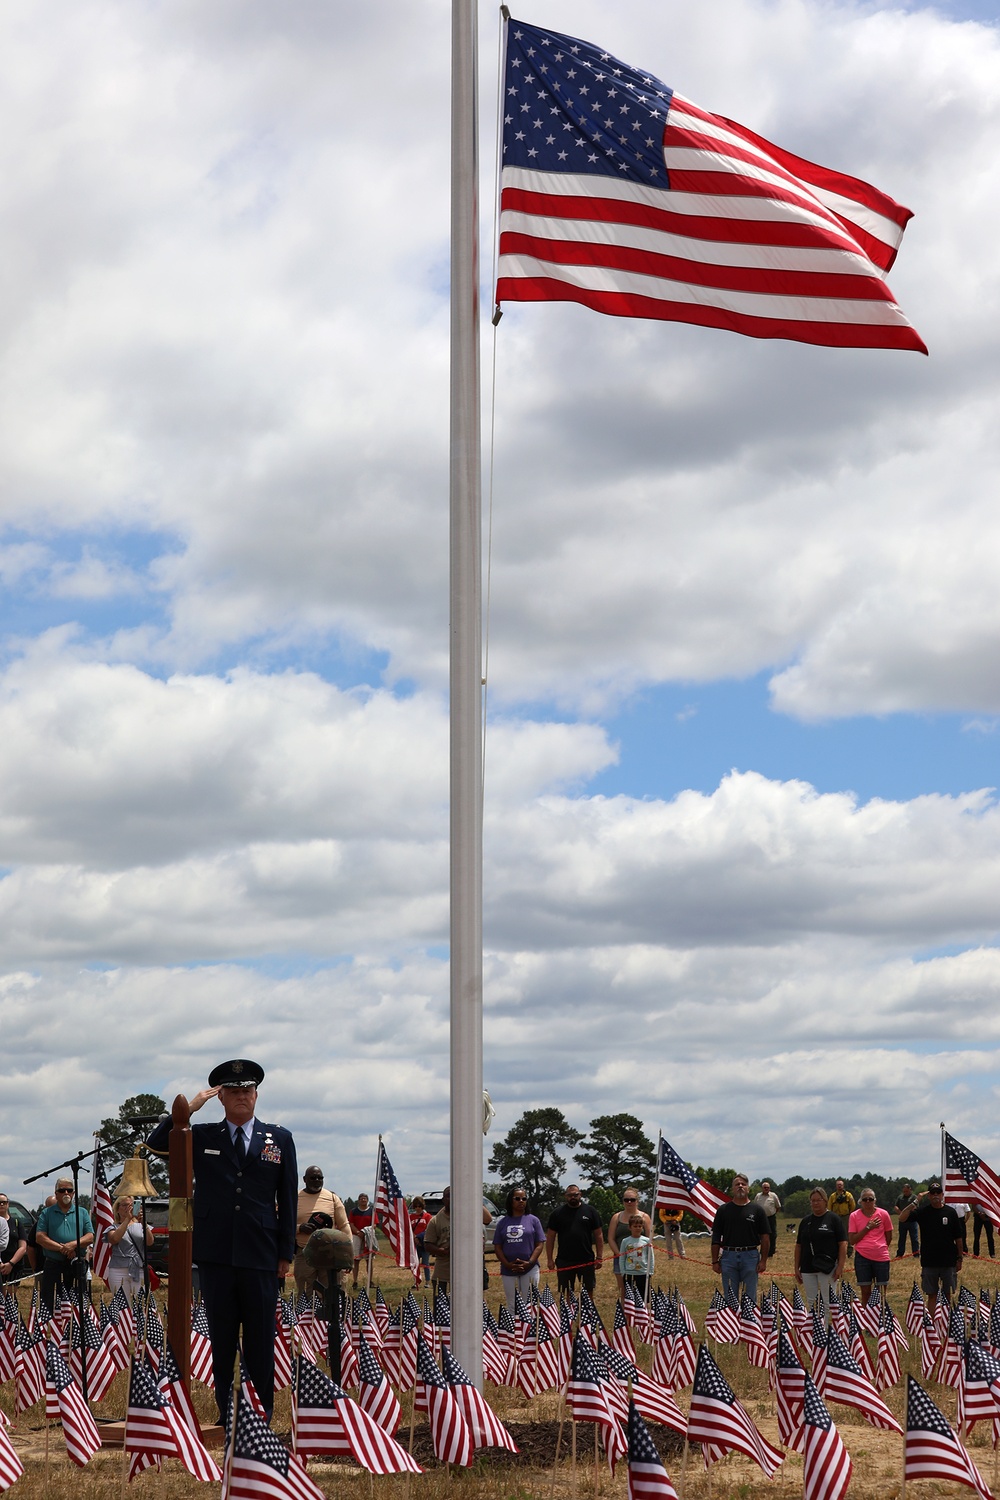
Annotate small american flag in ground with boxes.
[443,1347,518,1452]
[775,1330,805,1452]
[497,18,925,352]
[0,1424,23,1491]
[374,1143,417,1270]
[292,1355,420,1473]
[946,1132,1000,1231]
[626,1399,678,1500]
[222,1386,328,1500]
[45,1341,102,1467]
[653,1139,728,1227]
[415,1334,474,1467]
[567,1333,626,1470]
[801,1375,852,1500]
[822,1324,901,1433]
[687,1344,784,1478]
[356,1332,401,1435]
[905,1374,993,1500]
[126,1356,222,1481]
[90,1150,115,1284]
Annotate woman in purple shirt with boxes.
[493,1187,546,1311]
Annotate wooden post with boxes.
[167,1093,193,1386]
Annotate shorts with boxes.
[921,1265,957,1297]
[854,1251,890,1286]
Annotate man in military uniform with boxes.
[147,1059,296,1423]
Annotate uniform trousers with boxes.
[198,1262,280,1421]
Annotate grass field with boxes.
[3,1219,997,1499]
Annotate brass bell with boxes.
[119,1150,157,1198]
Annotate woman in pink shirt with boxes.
[848,1190,893,1305]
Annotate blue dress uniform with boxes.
[146,1064,296,1422]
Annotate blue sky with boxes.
[0,0,999,1196]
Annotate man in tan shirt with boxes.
[294,1165,348,1296]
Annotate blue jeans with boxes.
[720,1248,760,1305]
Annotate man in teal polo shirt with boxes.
[35,1178,93,1311]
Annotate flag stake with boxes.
[548,1379,568,1499]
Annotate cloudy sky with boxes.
[2,0,999,1205]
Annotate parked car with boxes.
[419,1191,500,1255]
[143,1196,170,1277]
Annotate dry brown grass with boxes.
[4,1226,1000,1499]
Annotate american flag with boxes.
[90,1150,116,1284]
[613,1299,637,1362]
[291,1354,420,1473]
[801,1375,852,1500]
[442,1346,518,1452]
[946,1132,1000,1231]
[905,1374,993,1500]
[603,1343,685,1435]
[739,1294,770,1370]
[481,1307,509,1388]
[45,1341,102,1467]
[190,1301,215,1387]
[686,1344,784,1479]
[959,1340,1000,1434]
[414,1334,474,1467]
[374,1143,416,1270]
[222,1384,329,1500]
[496,18,924,353]
[69,1303,118,1402]
[357,1332,401,1435]
[822,1325,901,1434]
[775,1330,805,1452]
[876,1302,901,1392]
[939,1304,968,1390]
[626,1399,678,1500]
[0,1425,23,1491]
[14,1319,45,1413]
[906,1283,926,1336]
[567,1333,626,1470]
[653,1138,728,1228]
[126,1355,222,1481]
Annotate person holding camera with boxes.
[794,1186,847,1321]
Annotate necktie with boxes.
[235,1128,246,1163]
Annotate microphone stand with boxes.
[24,1146,100,1405]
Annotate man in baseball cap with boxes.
[147,1059,296,1423]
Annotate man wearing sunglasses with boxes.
[898,1180,964,1313]
[35,1180,94,1311]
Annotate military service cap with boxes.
[208,1058,265,1088]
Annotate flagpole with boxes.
[450,0,484,1388]
[940,1122,946,1198]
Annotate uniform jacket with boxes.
[147,1116,297,1270]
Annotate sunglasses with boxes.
[57,1187,74,1193]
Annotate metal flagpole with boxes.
[450,0,484,1386]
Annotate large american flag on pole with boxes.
[653,1138,728,1229]
[374,1141,417,1271]
[944,1131,1000,1231]
[496,18,925,353]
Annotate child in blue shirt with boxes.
[619,1213,654,1303]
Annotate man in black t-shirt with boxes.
[546,1184,604,1295]
[711,1173,769,1306]
[899,1180,964,1312]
